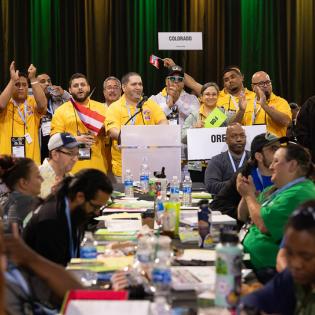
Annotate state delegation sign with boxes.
[158,32,202,50]
[187,125,267,160]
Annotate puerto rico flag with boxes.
[149,54,160,69]
[70,98,105,136]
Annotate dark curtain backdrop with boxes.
[0,0,314,104]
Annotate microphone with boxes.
[136,96,148,109]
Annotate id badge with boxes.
[41,116,52,136]
[78,146,92,160]
[24,133,32,144]
[169,119,178,126]
[239,223,250,243]
[11,137,25,158]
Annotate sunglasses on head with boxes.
[167,76,184,83]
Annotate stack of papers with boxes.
[95,229,138,241]
[96,213,142,232]
[104,199,154,213]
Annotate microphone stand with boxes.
[117,97,147,145]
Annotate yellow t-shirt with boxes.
[217,88,256,112]
[242,93,292,137]
[0,96,43,164]
[106,95,167,176]
[51,99,108,174]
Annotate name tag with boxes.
[24,133,32,144]
[78,145,92,160]
[11,137,25,158]
[41,116,52,136]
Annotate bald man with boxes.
[231,71,291,137]
[204,123,250,195]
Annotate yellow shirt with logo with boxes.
[51,99,108,174]
[217,88,256,112]
[106,95,167,176]
[0,96,43,164]
[242,93,292,137]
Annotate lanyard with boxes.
[13,100,28,130]
[5,266,30,296]
[256,168,264,188]
[229,95,239,111]
[64,197,77,258]
[228,151,246,172]
[47,99,54,116]
[126,103,137,125]
[252,97,267,125]
[262,177,307,207]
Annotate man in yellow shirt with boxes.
[0,61,47,165]
[106,72,168,180]
[51,73,108,174]
[232,71,292,137]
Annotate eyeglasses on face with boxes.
[167,76,184,83]
[56,150,79,157]
[105,85,120,91]
[252,80,272,88]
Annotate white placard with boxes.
[187,125,266,160]
[65,300,150,315]
[158,32,203,50]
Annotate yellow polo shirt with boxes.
[51,99,108,174]
[106,95,167,176]
[0,96,43,164]
[242,93,292,137]
[217,88,256,111]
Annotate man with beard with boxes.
[204,123,250,195]
[210,133,280,221]
[106,72,168,181]
[23,169,113,266]
[241,200,315,314]
[51,73,108,174]
[37,73,71,162]
[232,71,292,137]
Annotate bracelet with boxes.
[30,81,39,85]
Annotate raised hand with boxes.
[27,63,37,80]
[9,61,19,82]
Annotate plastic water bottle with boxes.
[80,232,98,259]
[151,236,172,314]
[134,235,156,272]
[198,200,213,248]
[155,191,166,226]
[215,231,243,308]
[140,157,149,193]
[182,175,192,206]
[170,175,180,202]
[124,169,134,198]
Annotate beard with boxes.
[71,204,95,227]
[72,91,90,103]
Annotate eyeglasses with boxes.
[167,76,184,83]
[88,200,104,212]
[252,80,272,88]
[105,86,121,91]
[56,150,79,157]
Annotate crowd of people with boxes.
[0,57,315,314]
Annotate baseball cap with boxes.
[250,133,288,159]
[48,133,79,151]
[167,65,184,77]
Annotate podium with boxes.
[121,125,181,181]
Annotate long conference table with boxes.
[64,182,252,315]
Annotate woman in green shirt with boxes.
[237,142,315,282]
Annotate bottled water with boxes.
[155,191,166,226]
[182,174,192,206]
[215,232,243,308]
[140,157,149,193]
[124,169,134,198]
[80,232,97,259]
[151,236,172,301]
[169,175,180,202]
